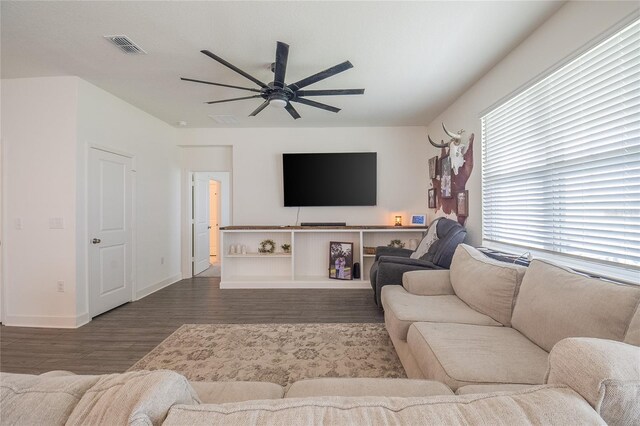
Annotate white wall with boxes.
[1,76,182,327]
[425,1,639,246]
[1,77,81,326]
[179,127,429,226]
[180,146,232,172]
[76,80,182,306]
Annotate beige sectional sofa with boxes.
[3,244,639,424]
[382,244,640,392]
[1,337,639,424]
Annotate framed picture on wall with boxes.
[456,190,469,217]
[440,156,452,198]
[428,156,439,179]
[428,188,436,209]
[329,241,354,280]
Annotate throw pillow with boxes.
[410,218,440,259]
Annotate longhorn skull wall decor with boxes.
[427,123,475,226]
[428,123,471,175]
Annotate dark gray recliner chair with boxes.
[370,218,466,307]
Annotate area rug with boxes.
[128,323,406,387]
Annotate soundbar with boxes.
[300,222,347,227]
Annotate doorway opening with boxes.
[188,171,230,278]
[209,179,220,276]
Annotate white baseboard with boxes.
[75,312,91,327]
[4,313,89,328]
[135,273,182,300]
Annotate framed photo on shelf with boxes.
[410,214,426,226]
[329,241,354,280]
[428,188,436,208]
[456,190,469,217]
[428,156,439,179]
[440,155,452,198]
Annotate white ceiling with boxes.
[1,1,564,128]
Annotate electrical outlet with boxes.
[57,280,65,292]
[160,257,165,265]
[14,218,22,230]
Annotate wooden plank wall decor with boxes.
[430,134,474,226]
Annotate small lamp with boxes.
[394,215,402,226]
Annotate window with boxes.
[481,19,639,282]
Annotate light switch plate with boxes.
[14,218,22,230]
[49,217,64,229]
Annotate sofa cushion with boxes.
[624,304,640,346]
[0,372,101,426]
[383,286,501,341]
[511,260,640,352]
[163,387,601,425]
[285,378,452,398]
[456,384,535,395]
[407,323,548,390]
[402,269,455,296]
[189,381,284,403]
[66,370,199,426]
[450,244,527,326]
[545,338,640,426]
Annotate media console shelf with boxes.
[220,226,427,289]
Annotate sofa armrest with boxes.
[402,270,455,296]
[374,246,413,260]
[545,337,640,425]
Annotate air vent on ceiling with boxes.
[104,35,147,54]
[209,115,240,125]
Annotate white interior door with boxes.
[193,173,210,274]
[88,148,133,317]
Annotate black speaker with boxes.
[353,262,361,279]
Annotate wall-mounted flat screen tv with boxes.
[283,152,377,207]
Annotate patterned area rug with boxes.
[128,323,406,387]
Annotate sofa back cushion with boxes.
[511,260,640,352]
[449,244,527,326]
[0,372,101,425]
[624,305,640,346]
[163,388,602,425]
[66,370,200,426]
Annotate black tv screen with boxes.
[283,152,377,207]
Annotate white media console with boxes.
[220,226,427,289]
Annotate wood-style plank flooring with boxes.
[0,277,383,375]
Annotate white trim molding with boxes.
[134,273,182,300]
[4,312,91,329]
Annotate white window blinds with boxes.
[481,19,640,273]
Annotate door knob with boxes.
[208,226,212,229]
[92,238,101,244]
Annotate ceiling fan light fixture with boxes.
[269,98,287,108]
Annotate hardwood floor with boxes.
[0,277,383,375]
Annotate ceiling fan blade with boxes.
[205,95,263,104]
[201,49,268,88]
[181,77,262,93]
[273,42,289,88]
[249,100,270,116]
[296,89,364,96]
[288,61,353,91]
[291,97,340,113]
[285,103,301,119]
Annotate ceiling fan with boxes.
[181,42,365,120]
